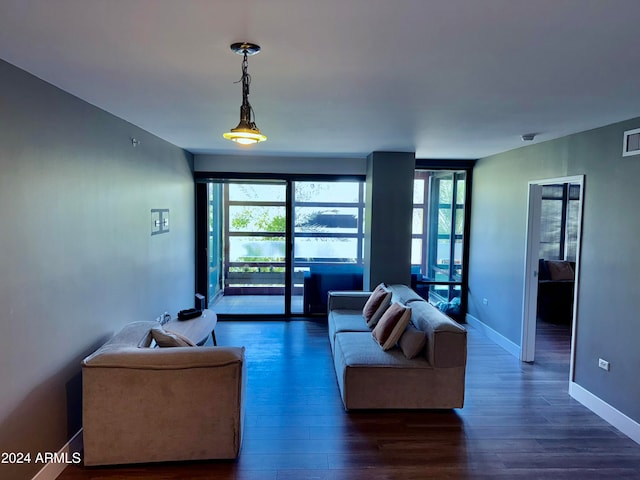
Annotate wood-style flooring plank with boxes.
[58,318,640,479]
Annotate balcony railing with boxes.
[224,262,303,295]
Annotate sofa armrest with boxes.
[409,302,467,368]
[327,291,371,312]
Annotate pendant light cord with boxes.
[234,50,258,128]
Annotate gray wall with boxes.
[0,60,195,480]
[468,117,640,425]
[195,153,366,176]
[364,151,415,289]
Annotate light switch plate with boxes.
[151,209,169,235]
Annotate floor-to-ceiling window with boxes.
[411,167,471,321]
[291,181,365,314]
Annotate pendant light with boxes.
[223,42,267,145]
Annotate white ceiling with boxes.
[1,0,640,159]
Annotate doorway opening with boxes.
[522,176,584,381]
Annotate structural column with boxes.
[364,151,415,290]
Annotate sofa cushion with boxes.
[398,324,427,359]
[335,332,431,368]
[330,311,370,334]
[328,310,371,352]
[372,302,412,350]
[362,283,392,327]
[150,326,195,347]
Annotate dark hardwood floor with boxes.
[59,318,640,479]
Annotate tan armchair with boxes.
[81,321,245,466]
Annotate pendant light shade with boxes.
[223,118,267,145]
[223,42,267,145]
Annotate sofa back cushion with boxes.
[362,283,392,327]
[388,284,425,305]
[408,301,467,368]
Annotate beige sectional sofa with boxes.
[82,321,245,466]
[328,284,467,410]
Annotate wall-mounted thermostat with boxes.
[623,128,640,157]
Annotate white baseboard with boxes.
[466,313,521,359]
[31,429,82,480]
[569,382,640,445]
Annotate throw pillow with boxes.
[372,302,412,351]
[150,326,195,347]
[398,324,427,359]
[362,283,392,327]
[547,260,574,281]
[165,329,198,346]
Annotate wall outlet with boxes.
[598,358,610,371]
[482,298,489,305]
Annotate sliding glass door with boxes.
[203,178,365,316]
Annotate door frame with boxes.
[521,175,585,382]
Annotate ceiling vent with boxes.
[623,128,640,157]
